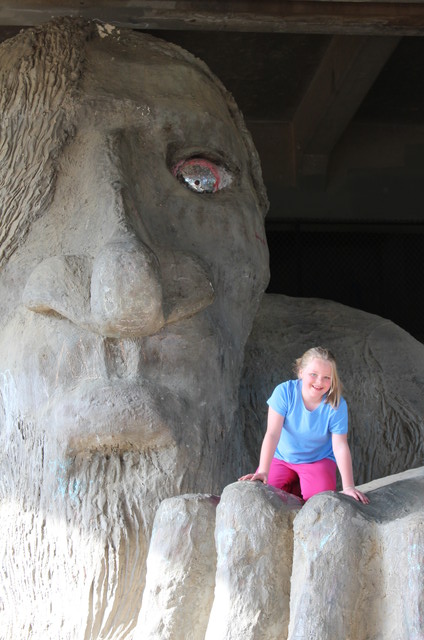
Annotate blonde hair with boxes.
[294,346,343,409]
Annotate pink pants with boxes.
[267,457,337,501]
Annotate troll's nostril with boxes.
[23,255,92,324]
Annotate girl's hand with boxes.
[340,486,370,504]
[238,471,268,484]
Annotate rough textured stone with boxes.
[137,494,219,640]
[205,481,303,640]
[134,470,424,640]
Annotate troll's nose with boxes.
[91,235,164,338]
[23,234,215,338]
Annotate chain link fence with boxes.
[266,222,424,342]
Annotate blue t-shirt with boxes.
[267,379,348,464]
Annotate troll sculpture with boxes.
[0,18,423,640]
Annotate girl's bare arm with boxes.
[239,407,284,484]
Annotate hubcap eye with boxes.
[172,157,233,194]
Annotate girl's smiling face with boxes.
[299,358,333,405]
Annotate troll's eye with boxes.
[173,158,233,194]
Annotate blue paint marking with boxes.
[49,458,85,503]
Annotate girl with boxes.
[239,347,369,504]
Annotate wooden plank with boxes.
[1,1,424,35]
[292,35,400,177]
